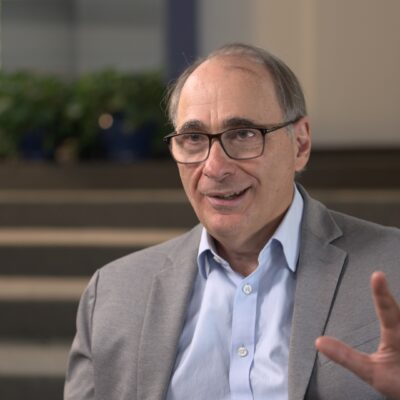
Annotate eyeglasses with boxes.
[163,118,300,164]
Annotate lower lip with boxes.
[206,189,249,209]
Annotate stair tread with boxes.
[0,276,89,301]
[0,189,186,204]
[0,188,399,203]
[0,341,70,377]
[0,227,185,247]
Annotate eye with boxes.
[238,129,256,139]
[226,129,258,141]
[186,133,205,142]
[175,133,207,146]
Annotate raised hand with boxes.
[316,271,400,400]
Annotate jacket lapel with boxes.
[288,188,347,400]
[137,227,200,400]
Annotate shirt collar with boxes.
[268,186,303,273]
[197,228,219,278]
[197,186,304,278]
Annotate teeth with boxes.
[216,190,243,199]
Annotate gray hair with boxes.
[166,43,307,128]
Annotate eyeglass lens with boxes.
[171,128,264,163]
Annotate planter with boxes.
[99,114,155,162]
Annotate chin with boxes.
[203,215,245,240]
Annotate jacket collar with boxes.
[288,185,347,400]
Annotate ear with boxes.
[293,116,312,172]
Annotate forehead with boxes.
[185,55,274,94]
[176,56,282,128]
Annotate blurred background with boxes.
[0,0,399,398]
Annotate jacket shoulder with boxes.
[98,224,202,280]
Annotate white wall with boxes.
[199,0,400,148]
[75,0,165,74]
[313,0,400,147]
[1,0,75,76]
[1,0,165,77]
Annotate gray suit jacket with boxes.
[64,187,400,400]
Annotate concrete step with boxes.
[0,227,185,339]
[0,376,64,400]
[0,227,185,247]
[0,228,184,339]
[0,299,77,339]
[0,190,396,280]
[301,149,400,189]
[0,276,87,302]
[0,189,197,228]
[0,275,86,340]
[311,189,400,228]
[0,340,69,377]
[0,155,396,400]
[0,245,133,276]
[0,152,399,190]
[0,227,184,276]
[0,340,68,400]
[0,162,182,190]
[0,188,399,228]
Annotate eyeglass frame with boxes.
[163,116,301,164]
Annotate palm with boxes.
[316,272,400,399]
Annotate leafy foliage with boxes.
[0,69,169,160]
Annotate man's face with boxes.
[175,56,311,250]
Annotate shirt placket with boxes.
[229,272,259,400]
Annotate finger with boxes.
[315,336,373,383]
[371,271,400,331]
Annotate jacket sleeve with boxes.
[64,271,99,400]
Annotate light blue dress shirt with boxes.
[166,188,304,400]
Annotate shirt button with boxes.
[237,346,249,358]
[242,284,253,295]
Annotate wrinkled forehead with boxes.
[179,55,280,110]
[176,55,282,129]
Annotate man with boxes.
[64,43,400,400]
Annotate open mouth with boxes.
[210,188,249,200]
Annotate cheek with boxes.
[249,153,296,200]
[178,165,201,199]
[268,140,297,175]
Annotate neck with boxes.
[213,219,280,276]
[216,243,259,276]
[210,188,295,276]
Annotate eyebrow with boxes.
[221,117,261,129]
[178,117,261,132]
[179,120,207,132]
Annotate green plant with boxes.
[66,70,169,159]
[0,69,169,160]
[0,71,68,158]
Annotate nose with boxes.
[202,139,235,181]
